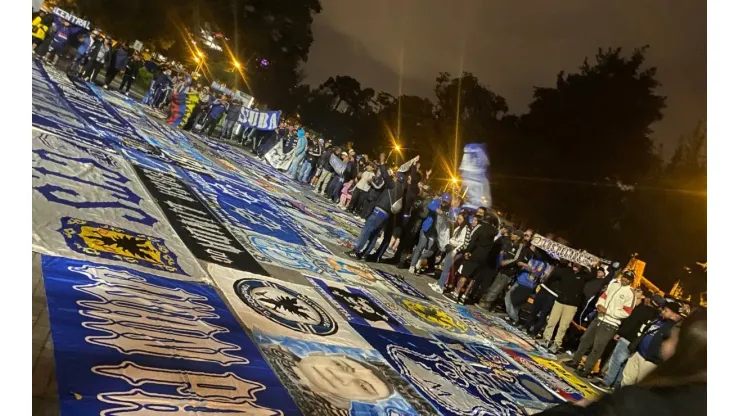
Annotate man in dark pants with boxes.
[563,271,636,377]
[118,53,142,95]
[475,230,529,310]
[526,271,560,337]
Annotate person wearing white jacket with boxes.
[564,270,636,377]
[428,212,470,293]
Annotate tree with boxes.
[666,120,707,189]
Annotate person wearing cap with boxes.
[287,129,308,178]
[592,293,664,391]
[540,260,600,354]
[475,229,531,310]
[619,301,683,387]
[564,271,636,377]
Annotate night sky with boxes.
[305,0,706,158]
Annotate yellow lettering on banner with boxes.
[531,357,598,399]
[72,265,248,366]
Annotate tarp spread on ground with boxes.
[31,58,597,415]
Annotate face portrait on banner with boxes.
[253,331,438,416]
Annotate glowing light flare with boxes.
[233,60,241,68]
[451,177,459,184]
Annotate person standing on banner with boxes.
[620,302,683,387]
[219,98,242,140]
[83,36,112,83]
[451,210,496,304]
[346,158,411,260]
[563,271,636,377]
[118,53,142,95]
[69,29,98,76]
[44,19,75,65]
[504,250,549,325]
[591,294,664,392]
[429,211,470,293]
[104,42,130,89]
[200,94,228,136]
[287,129,308,178]
[525,262,560,338]
[539,261,598,353]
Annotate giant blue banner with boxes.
[41,255,301,416]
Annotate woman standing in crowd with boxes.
[429,211,471,293]
[346,163,376,215]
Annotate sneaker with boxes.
[428,283,443,294]
[590,380,613,393]
[561,360,577,369]
[345,250,359,259]
[103,84,109,90]
[125,91,130,96]
[408,267,416,274]
[547,344,561,355]
[577,368,590,378]
[473,303,490,311]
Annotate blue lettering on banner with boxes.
[33,114,116,153]
[40,255,299,415]
[32,138,157,226]
[32,60,88,130]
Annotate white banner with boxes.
[207,264,371,348]
[530,234,610,267]
[32,130,206,281]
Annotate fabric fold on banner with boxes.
[41,256,299,416]
[207,264,371,348]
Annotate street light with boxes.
[197,50,204,58]
[394,144,401,151]
[451,177,459,184]
[233,60,241,69]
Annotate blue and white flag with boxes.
[238,107,281,130]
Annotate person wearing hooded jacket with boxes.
[118,53,142,95]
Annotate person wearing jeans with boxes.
[219,98,242,140]
[563,271,635,377]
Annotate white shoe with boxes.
[428,283,443,294]
[103,84,108,89]
[408,267,415,274]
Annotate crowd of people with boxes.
[32,8,144,95]
[247,122,704,398]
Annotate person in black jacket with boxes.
[475,230,530,310]
[346,162,408,260]
[592,294,663,391]
[451,211,496,304]
[118,53,142,95]
[540,261,598,353]
[219,98,242,140]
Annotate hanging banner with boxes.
[308,276,412,334]
[134,166,267,274]
[41,256,299,416]
[207,265,371,349]
[354,326,528,416]
[32,131,205,281]
[238,107,281,130]
[253,330,439,416]
[529,234,610,268]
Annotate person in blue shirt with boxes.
[621,302,683,386]
[409,193,451,274]
[200,94,228,136]
[68,29,99,76]
[504,255,548,324]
